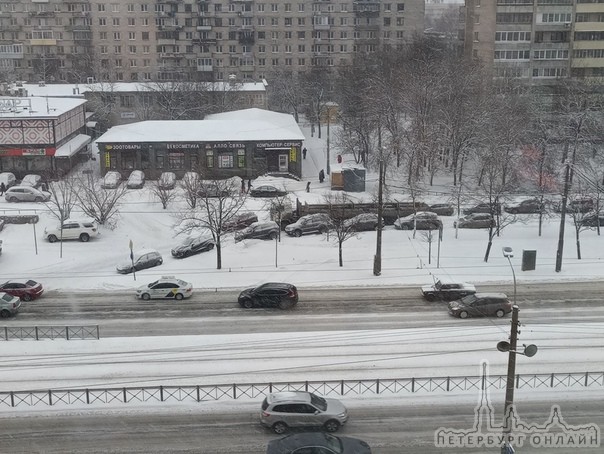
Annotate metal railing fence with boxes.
[1,325,100,340]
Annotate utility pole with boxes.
[373,159,383,276]
[326,108,331,176]
[502,305,520,453]
[555,160,571,272]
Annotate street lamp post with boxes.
[501,246,517,454]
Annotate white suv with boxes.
[44,220,99,243]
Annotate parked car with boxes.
[4,186,51,203]
[222,212,259,232]
[158,172,176,189]
[394,211,442,230]
[0,292,21,318]
[116,249,163,274]
[44,219,99,243]
[343,213,383,231]
[250,185,287,198]
[429,203,455,216]
[421,280,476,302]
[569,197,595,213]
[504,198,544,214]
[0,172,16,189]
[171,235,215,258]
[135,276,193,300]
[260,391,348,434]
[454,213,496,229]
[0,279,44,301]
[463,202,501,215]
[127,170,145,189]
[101,171,121,189]
[581,211,604,227]
[198,180,233,198]
[285,213,332,237]
[448,293,512,319]
[20,174,42,188]
[238,282,298,309]
[235,221,280,242]
[266,433,371,454]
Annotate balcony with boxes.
[0,49,24,59]
[353,2,380,17]
[159,52,181,58]
[158,38,177,45]
[194,38,217,45]
[66,25,91,32]
[30,39,57,46]
[197,64,213,71]
[28,11,56,17]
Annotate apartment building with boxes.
[464,0,604,84]
[0,0,425,84]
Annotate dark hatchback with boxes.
[238,282,298,309]
[250,185,288,198]
[463,202,502,215]
[448,293,512,319]
[504,198,544,214]
[222,212,259,232]
[266,433,371,454]
[171,235,215,258]
[0,279,44,301]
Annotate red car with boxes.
[0,279,44,301]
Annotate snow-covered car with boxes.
[0,279,44,301]
[127,170,145,189]
[116,249,163,274]
[135,276,193,300]
[581,211,604,227]
[285,213,333,237]
[171,235,215,258]
[101,171,121,189]
[421,279,477,302]
[393,212,442,230]
[463,202,501,215]
[429,203,455,216]
[234,221,280,242]
[198,180,233,198]
[504,198,544,214]
[250,185,287,198]
[20,174,42,188]
[454,213,495,229]
[448,293,512,319]
[4,186,51,203]
[222,212,258,232]
[158,172,176,189]
[44,219,98,242]
[0,292,21,318]
[0,172,17,189]
[343,213,383,231]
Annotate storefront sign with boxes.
[206,142,246,149]
[256,141,299,148]
[105,144,141,150]
[120,112,136,119]
[22,148,46,156]
[167,143,200,150]
[0,147,55,156]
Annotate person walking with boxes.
[302,147,307,160]
[247,179,252,193]
[319,169,325,183]
[0,182,5,196]
[241,178,246,194]
[306,181,311,193]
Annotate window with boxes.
[120,95,134,107]
[99,18,106,26]
[128,4,135,13]
[142,32,150,41]
[113,32,121,40]
[168,152,185,169]
[206,151,214,168]
[397,3,405,12]
[237,149,245,168]
[113,18,120,26]
[111,3,119,13]
[128,18,136,26]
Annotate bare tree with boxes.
[173,178,245,270]
[44,178,77,224]
[324,193,357,267]
[73,177,129,228]
[180,172,201,209]
[266,68,304,122]
[150,181,176,210]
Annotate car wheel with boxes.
[324,420,340,433]
[141,293,151,301]
[21,294,32,302]
[459,311,469,319]
[79,233,90,242]
[495,309,505,318]
[174,293,184,300]
[241,299,253,309]
[156,259,163,266]
[425,294,436,302]
[208,243,215,250]
[318,226,328,234]
[35,196,43,202]
[8,196,17,203]
[268,232,277,240]
[293,230,302,237]
[48,234,58,243]
[272,422,288,435]
[278,300,293,310]
[402,224,411,230]
[0,309,11,318]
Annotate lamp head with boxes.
[502,246,514,258]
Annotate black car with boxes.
[504,198,544,214]
[429,203,455,216]
[343,213,383,232]
[448,293,512,319]
[463,202,502,215]
[222,212,259,232]
[234,221,280,242]
[238,282,298,309]
[198,181,233,198]
[266,433,371,454]
[250,185,288,198]
[393,212,442,230]
[454,213,496,229]
[171,235,215,258]
[421,280,477,302]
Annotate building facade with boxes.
[95,108,305,180]
[0,0,425,84]
[464,0,604,84]
[0,96,90,177]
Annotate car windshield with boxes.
[177,280,188,287]
[147,281,159,288]
[323,433,344,453]
[460,294,477,304]
[309,393,327,411]
[434,280,443,290]
[25,280,37,286]
[1,293,13,302]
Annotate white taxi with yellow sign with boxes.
[136,276,193,300]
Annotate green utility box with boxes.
[522,250,537,271]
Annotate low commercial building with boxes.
[95,108,304,180]
[0,96,90,178]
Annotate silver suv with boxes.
[44,219,99,243]
[260,391,348,434]
[285,213,332,237]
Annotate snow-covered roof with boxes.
[0,96,87,119]
[18,81,266,98]
[96,108,304,143]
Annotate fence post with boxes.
[515,374,519,389]
[376,378,380,395]
[269,383,272,393]
[551,373,555,388]
[160,386,164,402]
[35,326,39,340]
[585,372,589,387]
[305,381,308,392]
[123,388,127,403]
[48,390,53,406]
[233,384,237,399]
[4,326,7,340]
[412,378,415,393]
[340,380,344,396]
[86,389,90,404]
[446,376,450,391]
[66,326,70,340]
[96,325,100,339]
[196,385,200,402]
